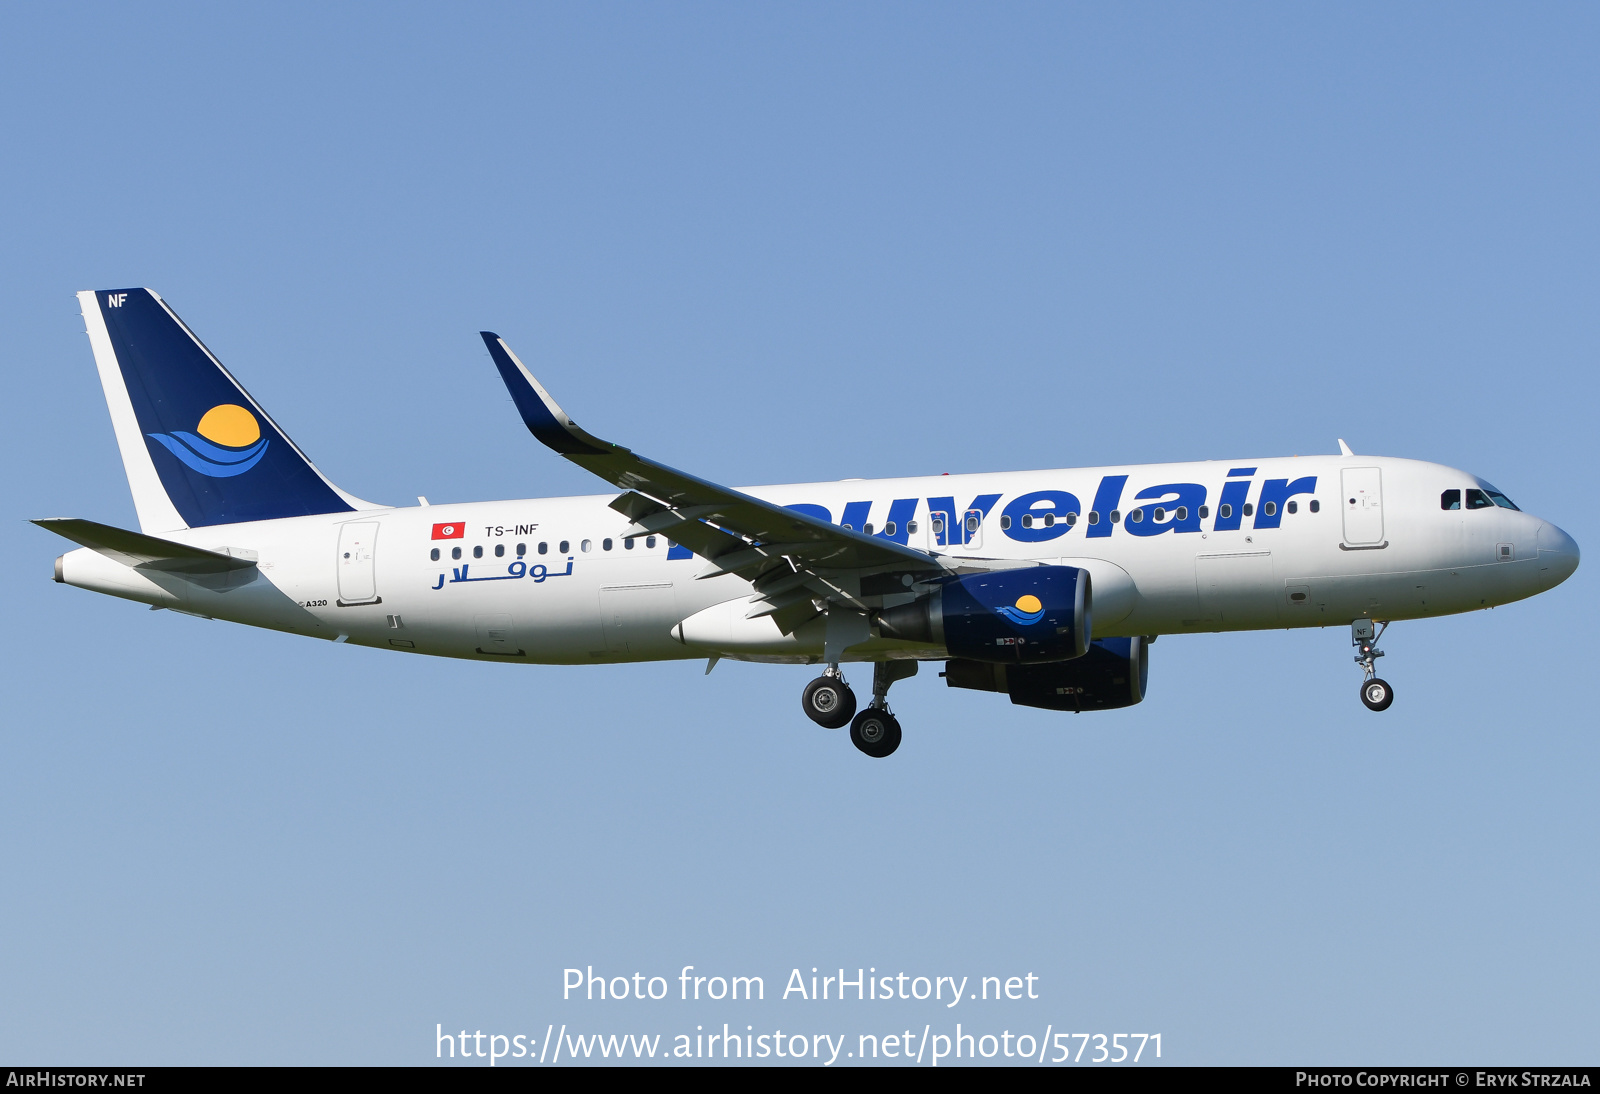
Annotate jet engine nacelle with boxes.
[942,635,1149,711]
[876,565,1090,664]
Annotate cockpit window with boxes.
[1481,483,1520,511]
[1440,489,1461,511]
[1465,489,1494,510]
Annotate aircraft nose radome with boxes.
[1537,521,1580,587]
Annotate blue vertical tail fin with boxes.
[79,288,377,531]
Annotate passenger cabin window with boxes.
[625,537,635,550]
[1466,489,1494,510]
[999,516,1012,530]
[516,543,526,556]
[494,544,505,557]
[885,522,897,537]
[1441,489,1461,510]
[907,520,918,534]
[1087,511,1099,525]
[538,542,548,555]
[451,546,462,560]
[1218,503,1231,519]
[1198,505,1209,519]
[473,545,483,558]
[1242,503,1254,517]
[1263,501,1277,517]
[1065,512,1077,526]
[602,538,613,551]
[1309,500,1320,513]
[430,548,440,561]
[559,540,570,553]
[646,536,657,549]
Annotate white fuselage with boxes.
[56,455,1578,666]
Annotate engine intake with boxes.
[876,565,1090,664]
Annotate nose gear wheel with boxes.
[1360,678,1394,711]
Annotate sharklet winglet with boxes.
[480,332,617,457]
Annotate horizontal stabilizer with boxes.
[32,518,257,573]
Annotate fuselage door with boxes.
[1340,467,1385,546]
[475,613,524,657]
[600,583,678,656]
[927,506,985,550]
[336,521,380,605]
[962,508,985,551]
[1196,550,1279,627]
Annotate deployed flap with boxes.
[33,517,257,573]
[480,332,944,576]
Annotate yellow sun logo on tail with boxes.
[195,404,261,447]
[147,403,270,478]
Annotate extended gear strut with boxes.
[1351,618,1394,711]
[1353,618,1386,680]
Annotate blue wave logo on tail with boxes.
[147,404,269,478]
[994,594,1045,625]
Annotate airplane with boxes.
[37,289,1580,758]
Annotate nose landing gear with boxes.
[1352,618,1394,711]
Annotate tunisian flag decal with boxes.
[431,522,466,540]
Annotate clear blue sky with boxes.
[2,3,1595,1065]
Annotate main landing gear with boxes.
[850,707,901,759]
[800,661,917,757]
[800,667,856,729]
[1352,618,1394,712]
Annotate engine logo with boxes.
[994,594,1045,625]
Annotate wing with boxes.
[481,332,948,629]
